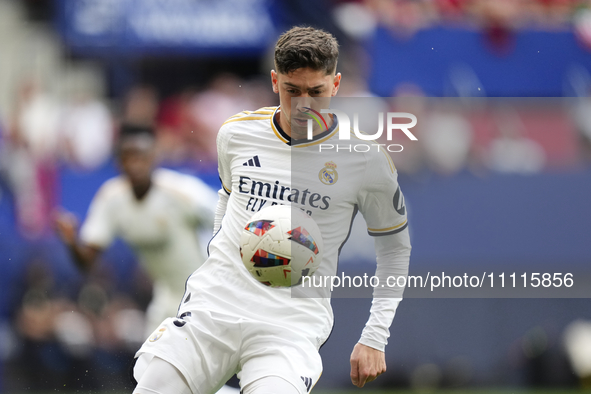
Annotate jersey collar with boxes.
[271,107,339,148]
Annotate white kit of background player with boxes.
[80,168,218,332]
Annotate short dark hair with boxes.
[274,26,339,75]
[118,123,155,141]
[116,123,155,154]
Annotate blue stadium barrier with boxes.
[369,26,591,97]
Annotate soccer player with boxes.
[53,123,220,336]
[132,27,411,394]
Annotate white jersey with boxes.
[80,168,217,329]
[181,107,408,347]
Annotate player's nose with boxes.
[295,96,312,113]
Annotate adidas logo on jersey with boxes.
[300,376,313,392]
[243,155,261,167]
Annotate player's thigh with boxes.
[239,322,322,394]
[242,376,300,394]
[135,311,241,394]
[134,357,241,394]
[133,356,192,394]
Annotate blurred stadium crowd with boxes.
[347,0,591,31]
[3,81,591,241]
[1,0,591,392]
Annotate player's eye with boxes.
[310,90,322,96]
[287,89,298,94]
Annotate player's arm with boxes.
[213,123,234,234]
[351,228,411,387]
[351,152,411,388]
[53,210,103,271]
[182,174,218,232]
[54,182,116,272]
[213,188,229,234]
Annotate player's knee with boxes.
[242,376,301,394]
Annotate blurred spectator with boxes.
[73,265,145,391]
[122,85,159,126]
[485,108,546,173]
[9,257,146,392]
[421,102,473,175]
[13,79,61,160]
[188,74,257,162]
[436,0,472,23]
[2,79,61,238]
[155,74,268,166]
[13,259,81,390]
[475,0,528,55]
[385,84,428,175]
[156,88,197,164]
[61,94,114,170]
[363,0,437,37]
[574,3,591,49]
[352,0,579,37]
[240,77,279,111]
[332,1,378,41]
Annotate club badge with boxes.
[149,327,166,342]
[319,161,338,185]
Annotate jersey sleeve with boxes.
[217,123,233,196]
[359,229,411,351]
[357,149,412,351]
[79,183,117,249]
[357,150,408,236]
[180,175,218,231]
[213,123,235,232]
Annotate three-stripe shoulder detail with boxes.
[223,108,276,125]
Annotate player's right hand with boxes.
[52,209,79,246]
[350,343,386,388]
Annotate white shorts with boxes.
[134,309,322,394]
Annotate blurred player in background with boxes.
[54,124,243,394]
[54,123,219,332]
[132,26,411,394]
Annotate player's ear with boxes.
[332,73,341,96]
[271,70,279,94]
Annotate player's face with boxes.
[118,136,156,187]
[271,67,341,138]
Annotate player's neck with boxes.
[278,110,293,138]
[132,181,152,201]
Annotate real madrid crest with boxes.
[149,327,166,342]
[319,161,338,185]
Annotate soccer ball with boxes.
[240,205,323,287]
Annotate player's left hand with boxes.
[52,209,79,246]
[350,342,386,388]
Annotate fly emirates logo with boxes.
[238,176,330,215]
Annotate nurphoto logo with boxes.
[303,108,418,153]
